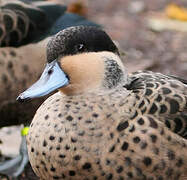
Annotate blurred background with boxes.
[80,0,187,77]
[0,0,187,179]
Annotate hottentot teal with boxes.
[18,26,187,180]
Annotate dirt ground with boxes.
[1,0,187,179]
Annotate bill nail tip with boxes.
[16,94,24,102]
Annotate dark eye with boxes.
[75,44,85,52]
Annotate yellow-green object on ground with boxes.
[21,127,29,136]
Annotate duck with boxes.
[0,0,99,48]
[0,0,66,47]
[0,0,99,128]
[17,26,187,180]
[0,37,49,127]
[0,0,66,127]
[0,37,48,179]
[0,2,100,179]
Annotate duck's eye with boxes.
[75,44,84,52]
[48,69,53,75]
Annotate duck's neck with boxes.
[59,79,128,96]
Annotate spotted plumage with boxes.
[126,71,187,139]
[18,26,187,180]
[0,37,49,128]
[0,38,47,102]
[0,0,66,47]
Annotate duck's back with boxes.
[27,87,187,180]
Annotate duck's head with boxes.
[17,26,128,101]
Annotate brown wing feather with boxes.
[127,71,187,138]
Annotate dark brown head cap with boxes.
[47,26,119,62]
